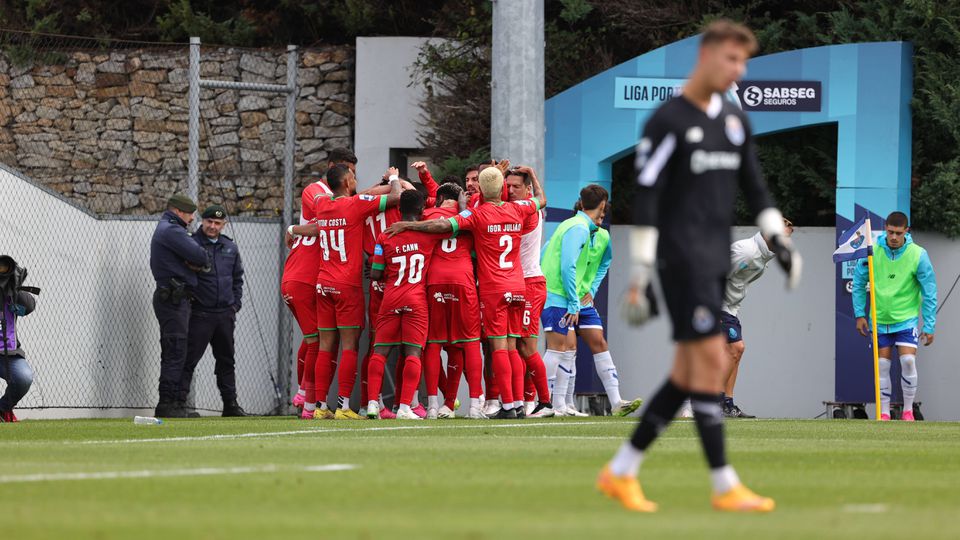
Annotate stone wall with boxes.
[0,45,354,216]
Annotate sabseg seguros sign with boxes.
[614,77,821,112]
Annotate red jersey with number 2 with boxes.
[450,198,540,293]
[313,193,387,287]
[371,230,443,311]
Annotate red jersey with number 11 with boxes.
[450,198,540,292]
[372,230,443,311]
[313,193,388,287]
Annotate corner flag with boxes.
[833,217,882,420]
[832,217,870,263]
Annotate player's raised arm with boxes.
[515,165,546,209]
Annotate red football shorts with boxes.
[427,283,481,345]
[281,280,318,337]
[479,289,526,339]
[522,277,547,338]
[316,282,365,330]
[374,305,428,348]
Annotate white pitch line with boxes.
[71,420,613,446]
[842,503,889,513]
[0,464,356,484]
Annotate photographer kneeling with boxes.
[1,256,38,423]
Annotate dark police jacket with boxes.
[191,233,244,313]
[149,210,210,289]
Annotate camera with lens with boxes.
[0,255,39,298]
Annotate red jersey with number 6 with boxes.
[449,198,540,293]
[371,230,443,311]
[313,193,388,287]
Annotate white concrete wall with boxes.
[607,225,960,421]
[354,37,440,186]
[1,166,283,418]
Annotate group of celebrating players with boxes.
[280,149,640,421]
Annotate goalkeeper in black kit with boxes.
[596,20,802,513]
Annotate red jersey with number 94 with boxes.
[313,193,388,287]
[450,198,540,293]
[371,230,443,311]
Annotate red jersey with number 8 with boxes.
[423,206,475,288]
[371,230,443,311]
[450,198,540,293]
[313,193,388,287]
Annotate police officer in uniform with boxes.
[180,205,248,417]
[150,193,210,418]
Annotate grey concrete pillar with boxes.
[491,0,545,179]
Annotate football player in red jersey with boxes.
[420,182,486,419]
[281,149,357,410]
[504,167,554,418]
[287,164,403,419]
[366,190,443,420]
[359,162,439,418]
[387,166,546,419]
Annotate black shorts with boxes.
[720,311,743,343]
[658,270,725,342]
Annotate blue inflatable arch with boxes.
[544,35,913,402]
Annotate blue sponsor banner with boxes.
[614,77,686,109]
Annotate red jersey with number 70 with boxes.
[449,198,540,293]
[312,193,388,287]
[371,230,443,311]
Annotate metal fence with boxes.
[0,30,351,415]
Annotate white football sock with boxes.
[879,357,891,415]
[297,389,306,397]
[428,395,439,410]
[710,465,741,494]
[304,402,316,412]
[470,397,481,409]
[398,403,412,415]
[609,442,644,477]
[553,350,576,409]
[900,354,918,410]
[543,349,562,396]
[338,397,350,410]
[567,364,577,408]
[593,350,622,405]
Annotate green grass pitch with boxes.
[2,417,959,539]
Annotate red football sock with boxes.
[508,349,524,404]
[394,355,406,409]
[523,351,550,403]
[524,372,536,402]
[302,341,319,403]
[315,349,334,405]
[400,356,422,407]
[463,341,483,399]
[366,353,387,405]
[485,361,500,399]
[444,347,464,409]
[424,343,443,398]
[296,340,308,386]
[492,349,514,404]
[337,349,359,399]
[360,349,372,405]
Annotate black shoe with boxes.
[184,407,201,418]
[155,402,187,418]
[515,406,526,419]
[493,407,518,420]
[724,403,755,419]
[222,400,248,417]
